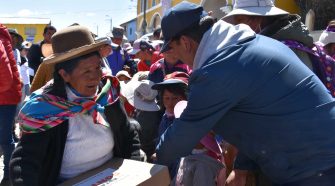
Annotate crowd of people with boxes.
[1,0,335,185]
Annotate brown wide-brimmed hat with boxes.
[43,25,109,64]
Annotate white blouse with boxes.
[59,87,114,179]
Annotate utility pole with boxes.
[142,0,147,35]
[110,18,113,31]
[105,15,113,32]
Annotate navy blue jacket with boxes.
[157,24,335,184]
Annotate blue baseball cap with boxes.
[160,1,207,53]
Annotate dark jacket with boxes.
[260,14,315,71]
[157,21,335,184]
[27,41,44,79]
[9,85,141,186]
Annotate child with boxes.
[152,72,226,185]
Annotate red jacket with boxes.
[137,51,163,71]
[0,24,21,105]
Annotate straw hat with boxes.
[222,0,289,22]
[43,25,109,64]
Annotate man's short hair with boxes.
[173,16,216,44]
[43,25,57,35]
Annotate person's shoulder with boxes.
[149,58,164,72]
[152,51,163,62]
[30,42,42,50]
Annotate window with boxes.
[152,0,156,7]
[140,0,144,12]
[140,0,148,12]
[130,27,133,35]
[24,27,36,36]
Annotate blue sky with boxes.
[0,0,137,37]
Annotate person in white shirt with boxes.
[19,41,32,101]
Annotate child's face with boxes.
[162,89,184,114]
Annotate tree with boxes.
[295,0,335,30]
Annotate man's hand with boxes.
[226,170,248,186]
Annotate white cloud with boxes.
[86,12,96,17]
[17,9,34,17]
[0,13,13,17]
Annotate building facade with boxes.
[136,0,201,37]
[0,17,51,43]
[120,18,137,43]
[136,0,300,38]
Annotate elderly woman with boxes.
[9,26,141,186]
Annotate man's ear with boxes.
[180,35,198,55]
[180,36,192,53]
[58,69,70,83]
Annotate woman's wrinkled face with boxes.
[59,55,103,97]
[162,89,184,114]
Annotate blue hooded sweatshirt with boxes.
[156,20,335,184]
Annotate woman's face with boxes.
[59,55,103,97]
[162,89,184,114]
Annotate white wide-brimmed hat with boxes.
[128,37,155,55]
[222,0,289,22]
[116,70,132,79]
[120,79,160,111]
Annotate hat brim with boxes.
[107,33,128,40]
[318,32,335,46]
[10,32,23,43]
[116,72,132,79]
[133,95,160,111]
[160,39,171,53]
[222,6,289,22]
[128,48,141,55]
[152,79,187,90]
[43,39,109,64]
[120,80,160,112]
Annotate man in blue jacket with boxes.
[106,26,130,76]
[156,1,335,185]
